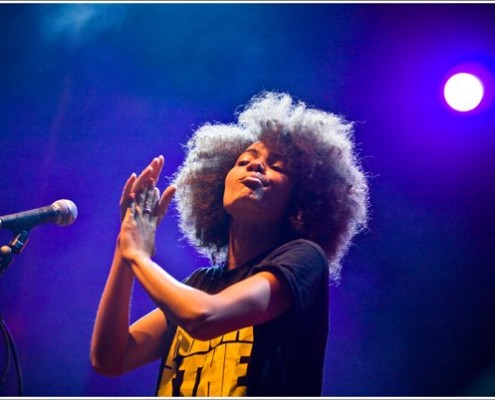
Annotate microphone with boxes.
[0,199,78,232]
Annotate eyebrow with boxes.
[239,148,285,160]
[240,148,259,157]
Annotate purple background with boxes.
[1,3,495,396]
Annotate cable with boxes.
[0,317,23,396]
[0,318,12,388]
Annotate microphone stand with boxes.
[0,230,30,275]
[0,230,29,396]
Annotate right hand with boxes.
[119,156,176,220]
[119,156,164,222]
[117,156,176,252]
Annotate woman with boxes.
[90,92,369,396]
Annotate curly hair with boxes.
[172,92,369,280]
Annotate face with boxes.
[223,141,293,225]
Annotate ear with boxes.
[289,208,304,233]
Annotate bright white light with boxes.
[444,72,484,112]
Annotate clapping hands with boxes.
[118,155,176,262]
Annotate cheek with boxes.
[224,168,235,186]
[272,179,293,209]
[224,169,235,192]
[223,169,236,205]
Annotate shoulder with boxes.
[255,239,329,313]
[183,265,224,287]
[262,239,328,267]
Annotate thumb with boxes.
[122,200,136,225]
[156,185,177,219]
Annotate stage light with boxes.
[444,72,484,112]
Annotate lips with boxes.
[240,173,268,190]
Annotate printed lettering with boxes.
[157,326,254,396]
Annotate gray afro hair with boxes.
[172,91,369,281]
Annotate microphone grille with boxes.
[52,199,78,226]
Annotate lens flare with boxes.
[444,72,484,112]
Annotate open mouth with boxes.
[241,176,265,190]
[240,174,269,190]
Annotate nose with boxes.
[246,158,265,173]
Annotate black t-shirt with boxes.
[155,239,329,397]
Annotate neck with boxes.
[226,219,294,270]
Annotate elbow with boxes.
[182,322,211,341]
[167,292,225,341]
[90,351,125,377]
[178,309,221,341]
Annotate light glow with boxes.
[444,72,484,112]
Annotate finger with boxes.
[142,179,156,220]
[123,199,136,222]
[153,186,161,206]
[156,185,177,219]
[131,164,154,193]
[151,186,160,217]
[130,156,165,217]
[120,173,137,206]
[150,155,165,185]
[135,186,146,211]
[120,173,137,219]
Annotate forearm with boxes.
[127,254,291,341]
[128,255,214,338]
[90,241,135,375]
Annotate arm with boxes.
[90,246,168,376]
[118,157,293,342]
[90,157,171,376]
[126,256,293,341]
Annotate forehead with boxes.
[241,141,285,158]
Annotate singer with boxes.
[90,92,369,396]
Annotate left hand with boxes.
[119,156,165,222]
[120,179,160,262]
[119,156,176,262]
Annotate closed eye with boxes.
[270,163,286,173]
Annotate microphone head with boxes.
[52,199,78,226]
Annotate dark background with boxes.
[1,3,494,396]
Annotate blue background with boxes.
[1,3,495,396]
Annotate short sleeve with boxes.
[253,239,329,314]
[182,267,208,286]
